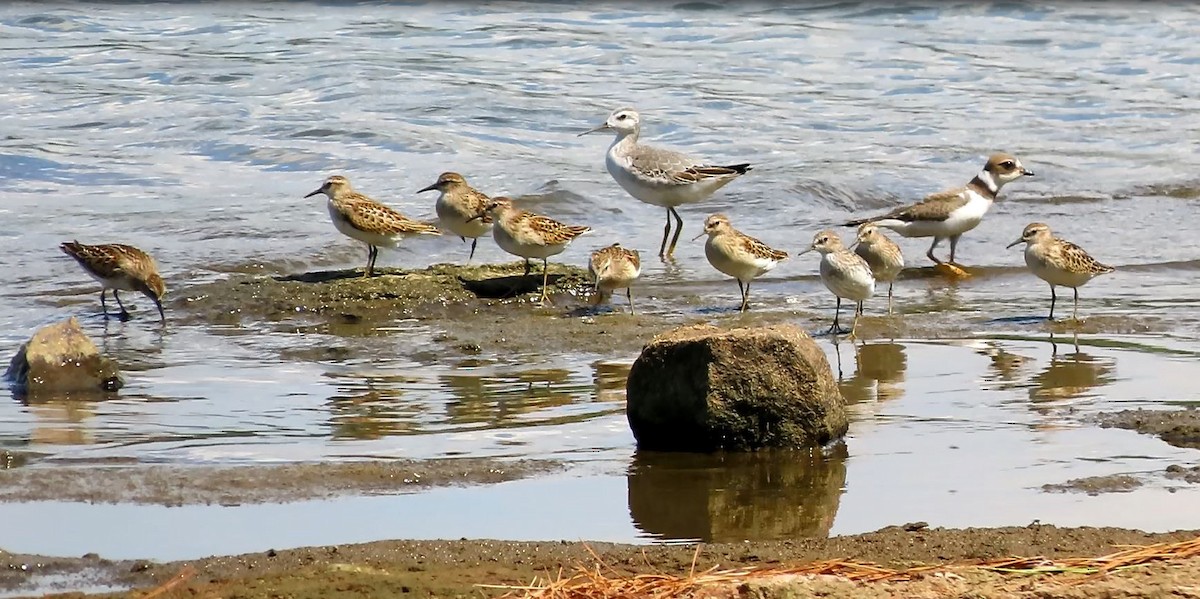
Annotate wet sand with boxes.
[0,458,560,506]
[4,526,1197,598]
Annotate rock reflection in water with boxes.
[27,400,97,446]
[626,443,848,543]
[1029,334,1116,403]
[834,340,908,404]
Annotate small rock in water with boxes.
[4,317,123,400]
[625,323,847,452]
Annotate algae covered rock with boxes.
[5,317,122,399]
[625,323,846,452]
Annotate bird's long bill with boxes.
[303,188,322,198]
[466,212,486,223]
[1005,239,1024,249]
[578,123,609,137]
[416,183,438,193]
[798,247,815,256]
[690,232,706,242]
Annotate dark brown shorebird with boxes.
[588,243,642,314]
[60,241,166,322]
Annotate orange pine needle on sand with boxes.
[479,536,1200,598]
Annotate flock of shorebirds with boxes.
[59,107,1115,337]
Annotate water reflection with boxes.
[441,368,578,425]
[325,366,594,440]
[27,401,97,446]
[1029,333,1116,403]
[627,443,848,543]
[976,341,1036,390]
[834,340,908,404]
[592,360,630,404]
[325,372,424,440]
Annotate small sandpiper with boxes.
[580,107,751,259]
[853,223,905,314]
[417,171,493,262]
[1006,222,1113,321]
[60,241,166,322]
[694,213,787,312]
[305,175,440,277]
[474,197,592,305]
[845,153,1034,277]
[588,243,642,314]
[800,229,875,338]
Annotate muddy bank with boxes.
[176,261,667,358]
[1042,474,1143,495]
[179,262,593,322]
[4,525,1197,598]
[1030,408,1200,495]
[172,261,1171,365]
[1094,408,1200,450]
[0,458,558,506]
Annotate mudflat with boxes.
[4,525,1197,598]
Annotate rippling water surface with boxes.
[2,2,1200,558]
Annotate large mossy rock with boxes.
[625,323,846,452]
[5,317,122,399]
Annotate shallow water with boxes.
[5,334,1200,561]
[3,2,1200,560]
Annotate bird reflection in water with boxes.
[592,360,632,404]
[1029,332,1116,405]
[975,333,1117,426]
[832,337,908,404]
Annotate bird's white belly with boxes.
[493,225,566,260]
[329,201,398,248]
[436,198,491,239]
[883,196,991,239]
[594,272,638,292]
[1026,250,1095,288]
[820,256,875,301]
[705,241,774,282]
[606,151,722,208]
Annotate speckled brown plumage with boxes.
[420,171,495,262]
[588,243,642,314]
[855,223,905,314]
[1007,222,1114,321]
[697,213,788,312]
[483,197,592,305]
[306,175,440,276]
[60,241,166,322]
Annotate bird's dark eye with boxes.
[1001,161,1014,169]
[616,114,627,120]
